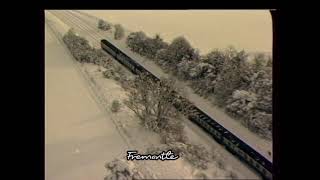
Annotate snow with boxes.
[80,58,260,180]
[45,20,128,180]
[45,10,262,179]
[64,10,272,161]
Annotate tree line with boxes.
[125,31,272,140]
[63,29,239,175]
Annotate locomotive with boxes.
[101,39,273,180]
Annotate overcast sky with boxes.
[82,10,272,55]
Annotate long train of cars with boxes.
[101,39,273,179]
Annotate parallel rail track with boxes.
[45,16,157,179]
[48,10,273,179]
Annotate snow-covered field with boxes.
[45,10,261,179]
[81,63,260,179]
[45,21,128,180]
[48,10,272,160]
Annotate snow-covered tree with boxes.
[98,19,111,31]
[154,48,171,69]
[156,36,200,72]
[214,47,249,106]
[202,49,225,76]
[114,24,124,40]
[168,36,199,62]
[124,74,181,133]
[126,31,147,53]
[248,68,272,113]
[126,32,168,59]
[226,90,258,118]
[143,34,168,59]
[252,53,267,70]
[248,111,272,139]
[176,60,198,80]
[266,56,273,67]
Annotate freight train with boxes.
[101,39,273,179]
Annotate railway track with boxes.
[50,10,109,47]
[47,10,272,179]
[45,16,158,179]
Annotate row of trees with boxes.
[97,19,125,40]
[62,29,239,176]
[63,29,110,66]
[125,31,272,139]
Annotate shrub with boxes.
[216,159,225,169]
[194,172,208,179]
[111,100,121,112]
[98,19,111,31]
[104,159,144,180]
[114,24,124,40]
[226,170,238,179]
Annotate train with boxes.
[101,39,273,180]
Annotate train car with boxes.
[100,38,273,180]
[101,39,141,75]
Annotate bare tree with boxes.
[124,74,180,133]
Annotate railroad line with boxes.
[48,10,273,179]
[45,17,157,179]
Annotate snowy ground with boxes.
[45,10,261,179]
[49,10,272,161]
[81,63,260,179]
[45,21,128,180]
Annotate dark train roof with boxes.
[191,104,273,171]
[101,38,272,173]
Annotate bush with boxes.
[146,142,210,170]
[194,172,208,179]
[98,19,111,31]
[184,144,210,169]
[216,159,225,169]
[226,170,238,179]
[104,159,144,180]
[114,24,124,40]
[213,48,249,106]
[126,32,168,59]
[125,29,273,141]
[225,90,258,118]
[111,100,121,112]
[63,29,109,66]
[248,111,272,139]
[160,130,188,144]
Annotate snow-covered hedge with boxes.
[63,29,110,65]
[63,29,131,86]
